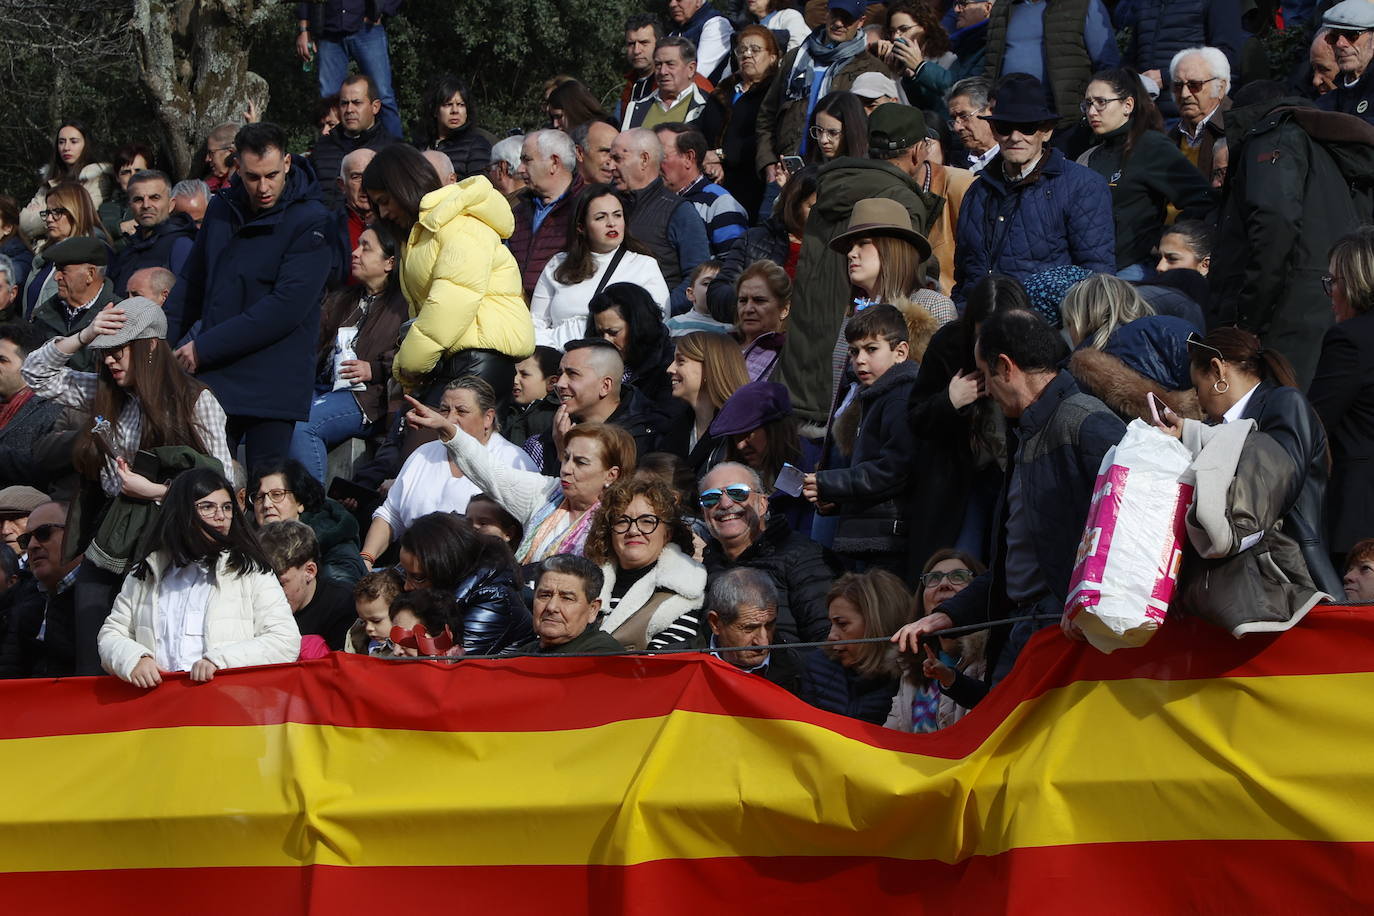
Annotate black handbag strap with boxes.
[593,245,630,296]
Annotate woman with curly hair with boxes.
[583,478,706,650]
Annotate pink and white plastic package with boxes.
[1065,420,1194,653]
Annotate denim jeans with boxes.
[316,23,403,138]
[1116,261,1155,283]
[289,389,371,484]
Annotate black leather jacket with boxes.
[1240,381,1344,596]
[454,564,533,655]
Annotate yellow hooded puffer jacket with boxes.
[394,176,535,381]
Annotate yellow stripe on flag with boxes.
[3,672,1371,873]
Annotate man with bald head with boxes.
[523,338,665,474]
[573,121,618,186]
[1312,28,1340,96]
[608,127,709,315]
[126,267,175,306]
[699,461,842,645]
[334,147,377,286]
[422,149,458,186]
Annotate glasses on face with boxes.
[947,108,985,128]
[953,0,989,7]
[1326,27,1372,45]
[251,488,293,505]
[1171,76,1220,96]
[195,500,235,520]
[611,514,663,536]
[395,564,429,587]
[38,208,71,222]
[988,119,1050,137]
[922,568,974,587]
[1185,332,1225,361]
[1079,95,1126,114]
[699,484,754,508]
[18,523,64,550]
[1322,274,1344,296]
[737,44,769,57]
[809,125,843,142]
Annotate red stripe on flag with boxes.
[2,607,1371,750]
[8,839,1374,915]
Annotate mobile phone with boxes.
[1146,391,1172,426]
[774,462,805,497]
[781,155,804,176]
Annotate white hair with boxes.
[1169,46,1231,91]
[527,129,577,171]
[339,148,377,179]
[622,127,663,166]
[491,135,524,171]
[0,254,14,287]
[171,178,209,202]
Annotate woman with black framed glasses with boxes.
[97,467,300,688]
[583,478,706,651]
[886,548,988,733]
[1078,68,1214,281]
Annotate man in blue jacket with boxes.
[952,73,1115,307]
[893,309,1126,687]
[165,123,335,473]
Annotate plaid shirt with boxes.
[22,340,234,496]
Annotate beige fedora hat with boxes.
[829,197,932,262]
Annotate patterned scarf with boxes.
[516,496,601,565]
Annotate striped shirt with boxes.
[679,175,748,256]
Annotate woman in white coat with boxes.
[529,183,668,348]
[99,467,301,687]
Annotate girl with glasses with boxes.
[97,467,300,688]
[583,478,705,651]
[804,90,868,165]
[19,120,114,242]
[248,458,369,587]
[885,548,988,733]
[1077,68,1214,282]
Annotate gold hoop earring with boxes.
[1213,378,1229,394]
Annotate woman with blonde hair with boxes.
[1063,273,1199,422]
[801,569,907,725]
[22,181,110,317]
[663,331,750,472]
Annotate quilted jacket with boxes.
[952,148,1115,306]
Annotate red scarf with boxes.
[0,387,34,430]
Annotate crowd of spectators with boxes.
[0,0,1372,735]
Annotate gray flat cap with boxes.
[88,296,168,350]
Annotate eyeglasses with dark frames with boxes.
[611,514,662,536]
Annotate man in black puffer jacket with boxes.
[700,462,842,645]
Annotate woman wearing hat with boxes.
[1078,68,1213,281]
[828,197,954,398]
[22,295,236,674]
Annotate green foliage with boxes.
[2,0,643,203]
[249,0,643,149]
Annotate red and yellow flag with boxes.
[2,606,1373,915]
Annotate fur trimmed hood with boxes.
[1069,347,1203,423]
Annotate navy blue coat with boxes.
[0,236,33,295]
[800,652,899,726]
[953,149,1115,306]
[165,159,334,422]
[1101,315,1197,391]
[109,213,197,296]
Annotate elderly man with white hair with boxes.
[1317,0,1374,122]
[1166,46,1232,182]
[508,129,583,299]
[488,135,527,201]
[608,127,710,314]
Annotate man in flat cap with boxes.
[1317,0,1374,121]
[29,237,116,373]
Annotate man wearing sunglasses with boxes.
[14,501,81,677]
[699,462,841,645]
[1165,47,1232,183]
[951,73,1114,307]
[1316,0,1374,122]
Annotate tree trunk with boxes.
[132,0,271,178]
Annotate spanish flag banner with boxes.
[2,607,1372,915]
